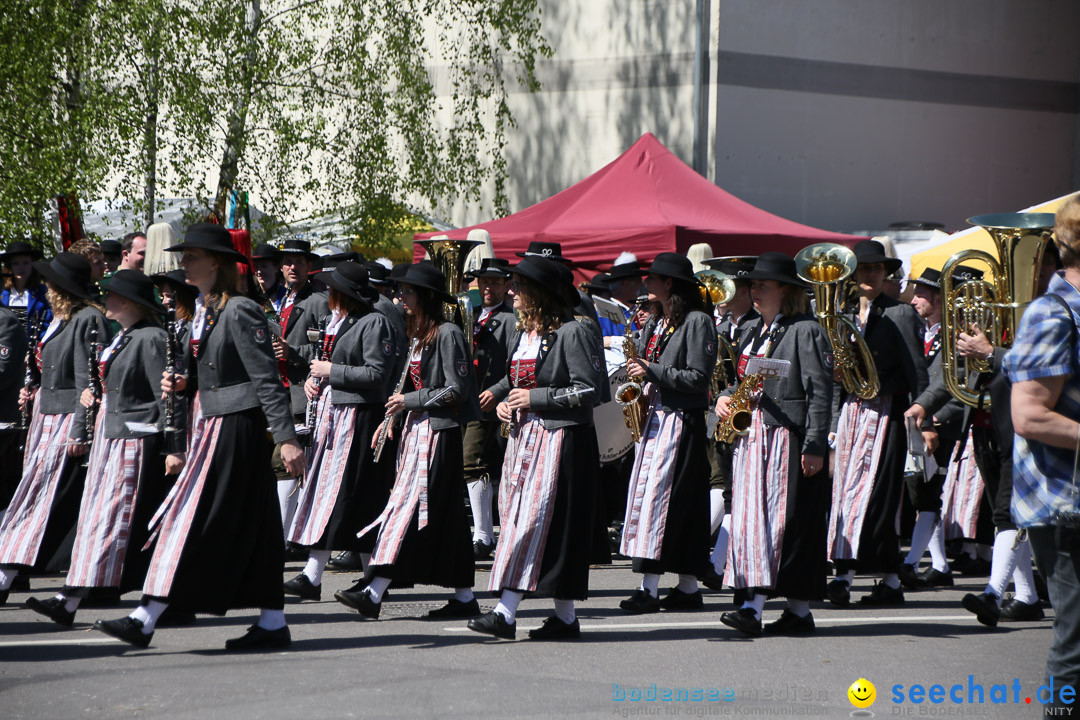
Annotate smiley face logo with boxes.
[847,678,876,709]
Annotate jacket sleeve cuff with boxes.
[403,390,424,409]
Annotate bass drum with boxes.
[594,367,634,464]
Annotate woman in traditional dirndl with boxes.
[714,252,834,636]
[283,261,395,601]
[465,255,607,641]
[94,223,304,650]
[0,253,108,603]
[26,270,184,627]
[334,263,481,621]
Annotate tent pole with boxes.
[692,0,711,176]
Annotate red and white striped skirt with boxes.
[0,407,74,566]
[828,395,890,561]
[142,394,223,598]
[65,397,145,589]
[288,390,358,546]
[362,411,436,567]
[619,393,685,562]
[725,409,791,589]
[489,412,564,592]
[941,431,984,540]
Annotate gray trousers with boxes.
[1028,525,1080,714]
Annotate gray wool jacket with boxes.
[0,308,27,430]
[375,294,408,381]
[37,306,111,442]
[187,296,296,444]
[473,301,516,418]
[489,319,606,429]
[100,321,188,440]
[402,321,482,431]
[326,311,396,405]
[283,283,331,414]
[724,314,835,456]
[637,310,717,411]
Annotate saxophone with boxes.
[614,314,648,443]
[714,371,764,443]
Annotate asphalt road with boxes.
[0,557,1059,719]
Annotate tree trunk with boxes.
[144,54,158,229]
[213,0,261,220]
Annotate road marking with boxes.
[0,637,123,648]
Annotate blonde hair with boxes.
[46,284,103,321]
[515,276,564,334]
[781,284,810,317]
[1054,196,1080,268]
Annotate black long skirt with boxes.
[369,426,475,590]
[631,411,710,577]
[144,408,284,614]
[771,435,830,601]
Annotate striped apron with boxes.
[360,411,437,567]
[0,406,75,566]
[288,389,358,546]
[65,396,145,588]
[141,394,223,598]
[827,395,890,561]
[489,411,564,592]
[940,431,984,540]
[619,387,685,561]
[725,408,791,589]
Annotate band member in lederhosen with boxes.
[714,253,833,636]
[826,240,928,607]
[462,258,515,560]
[26,271,186,627]
[1,240,51,334]
[618,253,716,613]
[282,262,396,601]
[334,263,481,621]
[701,255,757,587]
[466,256,607,640]
[272,239,331,536]
[94,223,304,650]
[0,253,109,602]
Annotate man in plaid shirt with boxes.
[1007,196,1080,714]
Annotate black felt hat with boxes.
[512,256,577,308]
[251,243,281,262]
[278,238,321,262]
[104,269,164,313]
[641,252,698,285]
[1,240,44,262]
[583,272,611,293]
[467,257,512,280]
[515,241,568,263]
[100,239,123,257]
[745,252,807,287]
[165,222,248,263]
[33,252,93,299]
[607,260,643,282]
[909,265,984,291]
[400,263,454,303]
[364,261,392,286]
[853,240,902,274]
[323,261,380,304]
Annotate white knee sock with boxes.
[677,574,699,594]
[1011,540,1038,604]
[554,599,576,624]
[882,573,900,589]
[741,593,767,620]
[710,515,731,572]
[302,550,332,586]
[0,568,17,591]
[129,599,169,634]
[365,576,391,604]
[927,519,950,572]
[54,593,80,613]
[277,478,298,531]
[454,587,475,603]
[986,530,1020,602]
[709,489,726,534]
[640,573,661,598]
[904,512,937,565]
[786,598,810,618]
[257,608,286,631]
[467,480,494,544]
[494,589,522,624]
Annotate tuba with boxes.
[415,237,483,355]
[940,212,1055,408]
[795,243,880,400]
[695,269,739,392]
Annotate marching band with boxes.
[0,214,1060,651]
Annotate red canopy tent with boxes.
[414,132,866,279]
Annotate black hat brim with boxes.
[855,254,903,274]
[515,251,568,263]
[400,279,455,304]
[641,268,701,286]
[908,278,940,292]
[744,269,808,287]
[2,247,44,262]
[279,249,321,262]
[102,284,164,313]
[33,260,90,299]
[323,273,380,304]
[165,240,248,263]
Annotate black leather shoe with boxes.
[699,566,725,592]
[528,616,580,640]
[961,557,991,577]
[156,607,196,628]
[1000,598,1045,622]
[334,588,380,619]
[11,575,29,592]
[825,579,851,608]
[720,607,762,637]
[472,540,494,560]
[659,587,704,611]
[897,563,922,590]
[467,611,516,640]
[94,617,152,648]
[283,573,321,601]
[918,567,954,587]
[224,624,292,651]
[326,550,365,572]
[764,609,815,635]
[26,596,75,627]
[961,591,1000,627]
[860,581,905,606]
[619,588,661,614]
[0,589,8,607]
[426,598,480,619]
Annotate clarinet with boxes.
[18,315,41,450]
[373,338,418,462]
[305,317,330,436]
[83,324,103,451]
[162,309,184,455]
